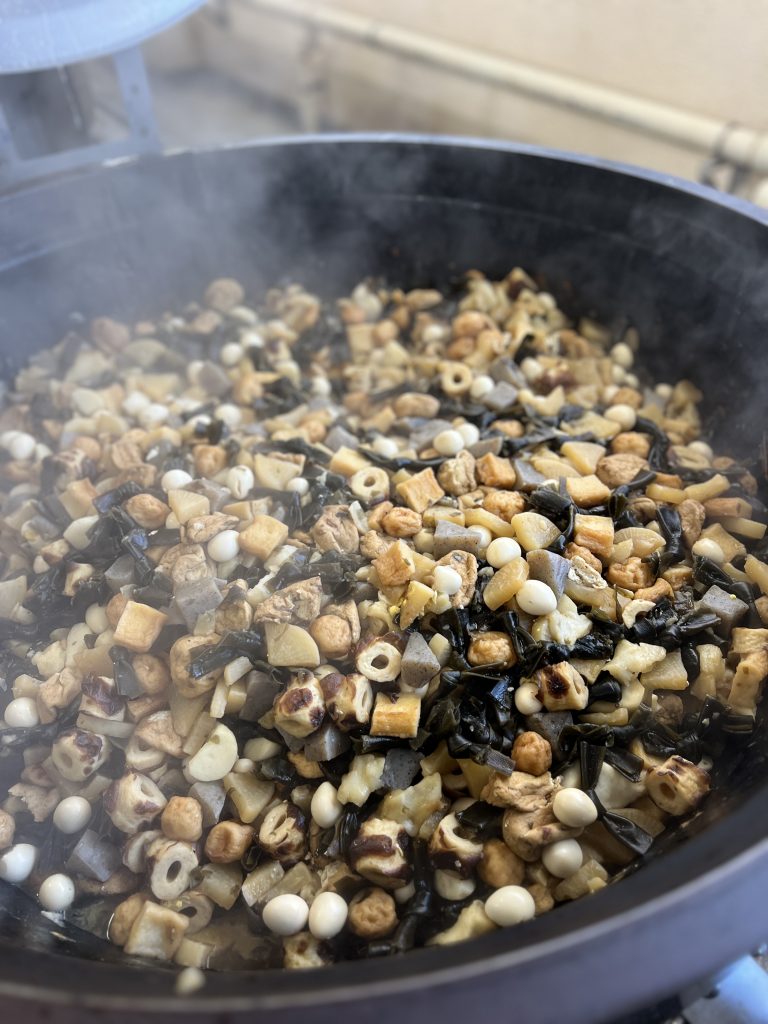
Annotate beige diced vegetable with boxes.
[511,511,561,551]
[253,453,302,489]
[264,622,320,668]
[167,489,210,524]
[684,473,731,503]
[113,601,167,653]
[566,474,611,507]
[573,514,614,560]
[329,446,371,477]
[561,440,606,474]
[399,580,435,628]
[238,515,289,560]
[464,507,516,537]
[640,649,688,691]
[483,557,529,610]
[224,773,275,823]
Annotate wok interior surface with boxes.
[0,135,767,1021]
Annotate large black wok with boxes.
[1,135,767,1024]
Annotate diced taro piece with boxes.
[240,672,283,721]
[400,632,441,690]
[274,725,305,753]
[189,479,231,511]
[106,554,135,591]
[381,748,423,790]
[188,781,227,827]
[512,459,547,492]
[197,360,232,397]
[482,381,519,412]
[325,425,359,452]
[527,550,570,600]
[433,521,482,559]
[469,437,503,458]
[303,720,351,762]
[157,768,189,798]
[175,577,222,629]
[66,829,122,882]
[697,585,749,636]
[525,711,574,761]
[489,357,527,388]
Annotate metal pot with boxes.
[1,135,767,1023]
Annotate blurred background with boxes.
[2,0,768,201]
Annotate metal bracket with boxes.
[681,956,768,1023]
[0,44,160,189]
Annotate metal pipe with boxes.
[244,0,768,174]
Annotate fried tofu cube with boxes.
[396,468,445,513]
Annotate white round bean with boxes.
[516,580,558,616]
[215,403,243,428]
[286,477,309,495]
[53,796,92,834]
[39,873,76,912]
[139,403,169,428]
[689,440,713,461]
[122,390,151,416]
[161,469,193,491]
[484,885,536,926]
[433,565,462,595]
[486,537,522,567]
[310,781,344,829]
[469,375,494,399]
[610,342,634,369]
[85,603,110,634]
[262,894,309,936]
[552,788,598,828]
[0,843,37,883]
[456,422,480,447]
[207,530,241,563]
[434,429,465,456]
[8,433,36,461]
[4,697,39,728]
[604,404,637,431]
[373,436,399,459]
[308,891,348,940]
[311,376,332,397]
[220,342,243,366]
[542,839,583,878]
[467,525,493,552]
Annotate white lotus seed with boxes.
[262,894,309,936]
[53,796,92,834]
[604,404,637,431]
[516,579,558,616]
[486,537,522,567]
[484,885,536,926]
[161,469,193,491]
[308,891,348,940]
[514,682,543,715]
[434,429,465,457]
[373,436,399,459]
[552,788,598,828]
[4,697,39,728]
[39,873,76,912]
[542,839,583,878]
[310,781,344,829]
[0,843,37,883]
[207,530,240,563]
[610,342,634,369]
[456,422,480,447]
[220,342,243,366]
[469,375,494,399]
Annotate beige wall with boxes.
[150,0,768,188]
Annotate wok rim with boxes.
[1,132,767,1017]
